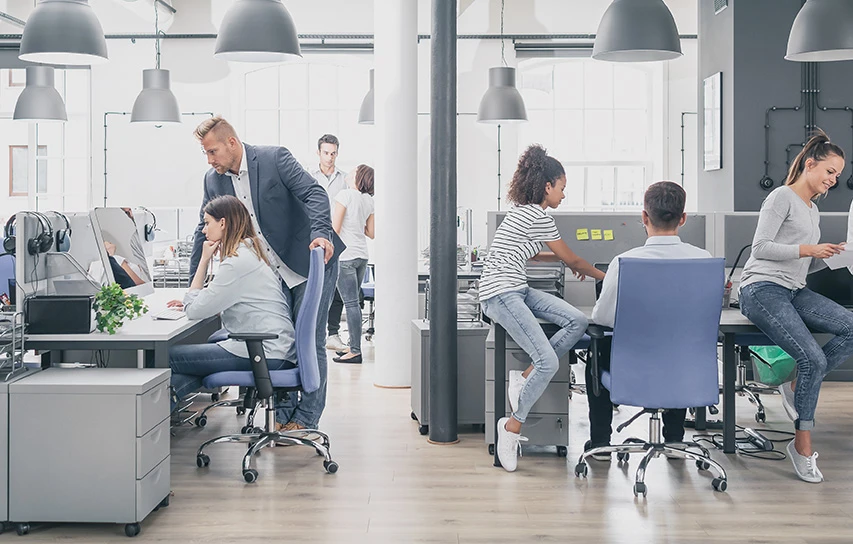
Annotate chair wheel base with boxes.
[324,460,339,474]
[196,454,210,468]
[696,459,711,471]
[633,482,647,497]
[712,477,727,492]
[574,463,588,478]
[617,452,629,463]
[243,469,259,483]
[195,416,207,428]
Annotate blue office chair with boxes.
[575,258,728,496]
[195,247,338,482]
[361,263,375,340]
[0,252,14,306]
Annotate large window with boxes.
[517,58,662,211]
[9,145,46,196]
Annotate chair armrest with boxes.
[586,324,612,339]
[228,333,279,342]
[586,325,612,398]
[228,333,278,399]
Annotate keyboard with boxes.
[151,308,186,321]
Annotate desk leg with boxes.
[137,350,145,369]
[494,323,506,468]
[146,344,170,368]
[723,333,737,453]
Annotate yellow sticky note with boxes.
[576,228,589,241]
[591,229,602,240]
[604,230,614,241]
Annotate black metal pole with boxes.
[428,0,458,444]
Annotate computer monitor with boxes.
[806,267,853,308]
[91,208,154,297]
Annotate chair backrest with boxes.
[0,253,14,301]
[608,257,724,409]
[294,247,325,393]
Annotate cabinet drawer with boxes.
[486,412,568,448]
[137,418,170,479]
[485,348,571,382]
[137,381,169,436]
[486,380,569,414]
[136,456,170,522]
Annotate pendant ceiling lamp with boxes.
[358,69,374,125]
[214,0,302,62]
[19,0,108,65]
[592,0,682,62]
[131,2,180,124]
[786,0,853,62]
[477,0,527,123]
[13,66,67,122]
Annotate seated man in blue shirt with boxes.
[586,181,711,460]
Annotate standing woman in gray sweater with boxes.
[739,130,853,483]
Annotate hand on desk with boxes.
[166,300,184,310]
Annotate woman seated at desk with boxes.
[166,195,295,410]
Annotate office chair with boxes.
[575,258,728,497]
[195,247,338,482]
[361,263,375,340]
[0,253,15,306]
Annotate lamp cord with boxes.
[154,1,161,70]
[500,0,506,67]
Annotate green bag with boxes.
[749,346,797,386]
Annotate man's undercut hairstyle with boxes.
[194,116,238,143]
[644,181,686,229]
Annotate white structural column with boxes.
[373,0,418,387]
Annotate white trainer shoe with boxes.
[496,417,527,472]
[786,440,822,483]
[325,334,347,351]
[508,370,526,413]
[778,382,798,422]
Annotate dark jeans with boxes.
[327,288,343,336]
[586,337,686,446]
[739,282,853,430]
[337,258,368,354]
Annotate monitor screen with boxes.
[806,267,853,308]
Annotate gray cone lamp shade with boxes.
[131,69,181,124]
[13,66,67,122]
[19,0,108,65]
[786,0,853,62]
[477,66,527,123]
[358,69,374,125]
[592,0,682,62]
[214,0,302,62]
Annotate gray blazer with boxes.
[190,144,344,277]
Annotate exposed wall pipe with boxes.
[680,111,696,186]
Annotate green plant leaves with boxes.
[93,283,149,334]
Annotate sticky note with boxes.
[591,229,602,240]
[576,228,589,241]
[604,230,614,241]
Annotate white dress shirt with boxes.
[227,144,306,288]
[310,165,347,207]
[591,235,712,328]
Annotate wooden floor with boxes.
[14,342,853,543]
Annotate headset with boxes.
[3,211,54,256]
[137,206,157,242]
[46,210,72,252]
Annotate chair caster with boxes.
[210,393,220,402]
[574,463,588,478]
[755,411,766,423]
[418,425,428,436]
[696,459,711,471]
[324,460,339,474]
[243,469,259,483]
[633,482,647,497]
[708,405,719,415]
[712,478,728,492]
[194,416,207,428]
[196,454,210,468]
[488,444,495,455]
[410,411,418,421]
[124,523,140,537]
[556,446,568,457]
[16,523,30,536]
[616,452,629,463]
[241,425,253,434]
[236,407,246,416]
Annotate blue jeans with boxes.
[480,287,588,423]
[275,258,339,429]
[739,281,853,430]
[169,343,288,407]
[337,258,368,355]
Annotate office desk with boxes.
[25,288,219,368]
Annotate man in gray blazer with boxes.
[190,116,344,431]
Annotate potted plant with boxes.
[93,283,148,334]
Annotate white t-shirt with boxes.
[335,189,374,261]
[478,204,561,301]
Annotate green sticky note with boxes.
[576,228,589,241]
[591,229,602,240]
[604,230,614,241]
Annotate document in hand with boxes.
[823,247,853,270]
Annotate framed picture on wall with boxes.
[703,72,722,171]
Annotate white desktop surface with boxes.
[25,288,202,343]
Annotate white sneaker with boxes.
[778,382,798,422]
[508,370,526,413]
[786,440,822,483]
[496,417,527,472]
[325,334,347,351]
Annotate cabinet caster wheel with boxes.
[210,393,220,402]
[158,495,170,508]
[696,460,711,471]
[16,523,30,536]
[574,463,588,478]
[556,446,568,457]
[488,444,495,455]
[243,469,259,483]
[194,416,207,428]
[617,452,629,463]
[633,482,647,497]
[712,478,727,492]
[418,425,428,436]
[196,454,210,468]
[236,407,246,416]
[410,411,418,421]
[124,523,140,537]
[755,411,766,423]
[324,460,339,474]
